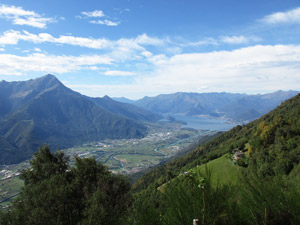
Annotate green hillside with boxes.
[133,94,300,192]
[128,94,300,225]
[194,153,242,186]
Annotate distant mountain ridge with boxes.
[0,75,159,164]
[132,91,299,122]
[90,95,161,123]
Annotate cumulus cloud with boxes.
[0,4,55,28]
[81,44,299,99]
[0,53,113,75]
[138,44,300,96]
[261,7,300,24]
[103,70,136,76]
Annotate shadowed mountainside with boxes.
[0,75,150,164]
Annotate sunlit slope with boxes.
[133,93,300,191]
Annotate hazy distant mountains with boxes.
[0,75,160,164]
[89,96,161,123]
[116,91,299,123]
[0,74,298,165]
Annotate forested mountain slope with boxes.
[133,93,300,191]
[0,75,147,164]
[128,94,300,225]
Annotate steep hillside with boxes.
[132,93,300,191]
[0,75,62,118]
[0,75,147,164]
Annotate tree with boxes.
[1,146,131,225]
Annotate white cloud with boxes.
[0,30,170,61]
[0,4,55,28]
[81,10,105,18]
[90,19,120,26]
[0,48,5,51]
[221,35,261,44]
[0,4,37,17]
[79,9,120,26]
[13,17,54,29]
[141,51,153,57]
[261,7,300,24]
[135,34,165,46]
[79,44,299,99]
[103,70,136,76]
[0,53,114,75]
[221,35,249,44]
[0,30,112,49]
[180,38,218,47]
[138,44,300,95]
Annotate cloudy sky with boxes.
[0,0,300,99]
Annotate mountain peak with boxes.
[103,95,112,100]
[26,74,64,93]
[35,74,61,85]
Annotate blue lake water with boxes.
[172,115,239,131]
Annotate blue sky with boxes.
[0,0,300,99]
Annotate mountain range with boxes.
[115,91,299,122]
[0,74,298,165]
[0,75,160,164]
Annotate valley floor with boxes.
[0,122,218,209]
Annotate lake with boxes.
[172,115,239,131]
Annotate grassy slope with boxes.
[194,153,243,186]
[158,153,243,192]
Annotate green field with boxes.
[64,126,215,174]
[0,176,23,209]
[159,153,243,192]
[194,153,244,186]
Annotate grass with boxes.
[193,153,244,186]
[0,176,23,209]
[0,177,23,200]
[158,153,244,192]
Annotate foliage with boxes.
[240,173,300,225]
[133,94,300,192]
[0,146,131,225]
[128,94,300,225]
